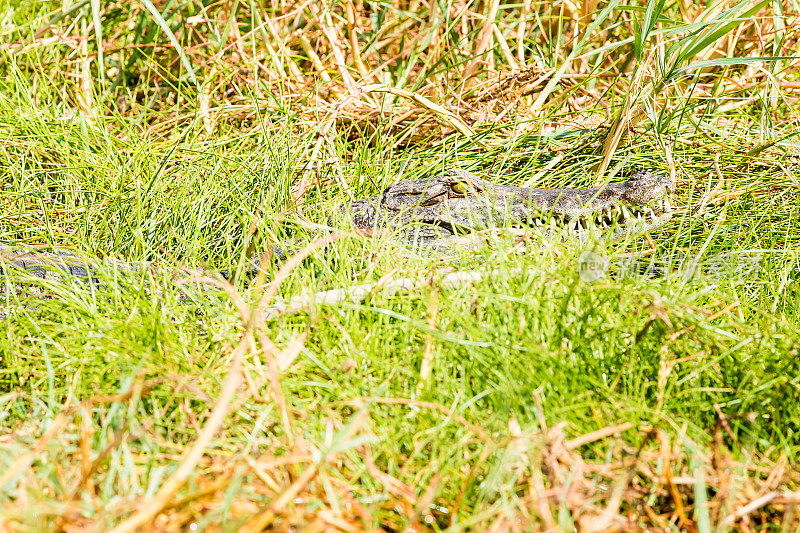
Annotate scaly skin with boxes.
[1,169,674,286]
[343,169,674,250]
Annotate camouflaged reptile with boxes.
[0,169,674,287]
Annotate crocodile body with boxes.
[1,169,674,286]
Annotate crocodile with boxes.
[0,169,674,286]
[344,169,674,250]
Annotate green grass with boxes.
[2,0,800,530]
[3,97,800,529]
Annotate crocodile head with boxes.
[344,169,674,249]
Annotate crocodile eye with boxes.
[451,182,482,195]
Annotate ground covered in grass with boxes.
[2,0,800,530]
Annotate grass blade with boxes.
[669,55,794,78]
[138,0,197,85]
[668,0,771,76]
[634,0,666,61]
[90,0,104,84]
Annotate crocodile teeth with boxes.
[620,206,632,219]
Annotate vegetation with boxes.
[1,0,799,529]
